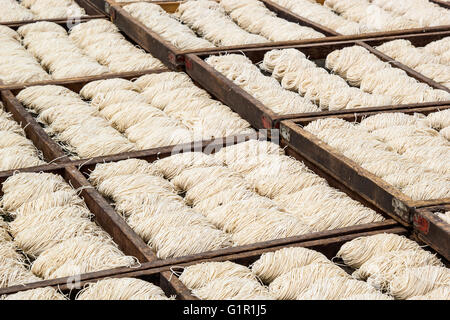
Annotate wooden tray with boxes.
[109,1,358,69]
[73,135,399,268]
[0,227,408,298]
[268,0,450,40]
[185,33,450,129]
[280,106,450,226]
[0,18,170,90]
[0,164,157,294]
[0,135,401,295]
[0,69,169,165]
[413,205,450,261]
[0,0,105,27]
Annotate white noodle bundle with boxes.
[192,276,273,300]
[402,181,450,201]
[384,172,444,190]
[17,85,79,104]
[134,72,192,91]
[388,266,450,299]
[171,165,236,191]
[69,20,164,72]
[327,45,450,103]
[146,87,210,111]
[11,217,107,258]
[31,235,137,279]
[1,172,71,212]
[0,266,40,289]
[272,0,365,34]
[0,106,45,170]
[2,172,136,281]
[0,30,51,84]
[336,233,421,268]
[38,106,99,133]
[98,102,168,132]
[1,287,67,300]
[0,149,43,171]
[221,0,324,41]
[297,276,380,300]
[354,249,444,290]
[302,201,384,232]
[251,247,331,283]
[179,261,255,290]
[76,278,171,300]
[18,85,137,158]
[0,0,34,23]
[126,122,192,149]
[0,132,35,150]
[9,205,92,234]
[184,174,249,205]
[244,166,327,199]
[305,113,450,199]
[341,293,393,300]
[17,21,66,36]
[153,152,221,179]
[193,187,256,214]
[426,109,450,130]
[140,80,194,103]
[205,54,319,115]
[22,23,110,79]
[231,214,312,246]
[0,220,11,243]
[325,46,386,85]
[99,101,162,123]
[0,241,25,263]
[82,73,251,145]
[124,2,215,50]
[266,48,392,110]
[0,25,20,40]
[150,226,233,259]
[128,210,212,243]
[0,111,24,133]
[214,139,283,164]
[89,159,159,185]
[97,173,175,200]
[424,37,450,64]
[114,193,186,219]
[373,0,450,27]
[80,79,139,100]
[175,0,269,46]
[90,160,232,258]
[0,241,41,288]
[261,49,313,75]
[327,0,421,31]
[376,40,439,67]
[91,90,146,110]
[377,41,450,87]
[408,286,450,300]
[274,185,347,213]
[206,197,279,229]
[436,211,450,224]
[360,112,422,131]
[12,190,87,218]
[440,127,450,140]
[219,141,384,231]
[21,0,86,20]
[269,263,349,300]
